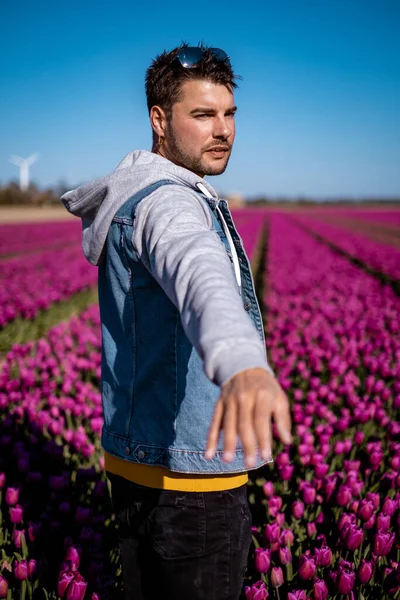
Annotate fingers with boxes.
[205,400,224,459]
[254,393,273,460]
[237,396,257,468]
[273,389,293,445]
[221,400,237,462]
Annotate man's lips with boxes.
[206,147,230,156]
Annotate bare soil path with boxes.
[0,206,74,224]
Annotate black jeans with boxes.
[107,473,252,600]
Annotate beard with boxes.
[165,124,232,176]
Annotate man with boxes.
[61,43,292,600]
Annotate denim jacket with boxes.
[98,180,273,473]
[61,151,273,474]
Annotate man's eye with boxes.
[195,114,208,118]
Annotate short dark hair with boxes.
[145,42,240,116]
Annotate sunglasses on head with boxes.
[175,47,230,68]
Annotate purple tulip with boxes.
[336,485,352,506]
[279,546,292,565]
[376,511,391,530]
[374,529,395,556]
[313,578,329,600]
[244,580,269,599]
[264,522,281,544]
[364,513,376,530]
[0,575,8,599]
[298,554,316,580]
[337,566,355,593]
[354,431,365,444]
[366,492,380,509]
[357,559,374,584]
[14,560,28,581]
[382,498,397,517]
[270,566,284,587]
[343,524,363,551]
[27,521,41,542]
[10,504,24,524]
[357,498,374,522]
[254,548,270,573]
[13,529,26,549]
[0,473,5,489]
[27,559,38,581]
[292,501,305,519]
[65,546,82,568]
[5,486,19,506]
[268,496,283,517]
[302,484,317,505]
[315,544,332,567]
[307,522,317,538]
[262,481,274,498]
[280,529,294,546]
[65,572,88,600]
[315,463,329,477]
[58,570,76,598]
[288,592,307,600]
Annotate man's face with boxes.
[162,79,236,177]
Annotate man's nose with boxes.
[213,116,232,139]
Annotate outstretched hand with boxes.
[205,367,292,468]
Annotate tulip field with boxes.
[0,207,399,600]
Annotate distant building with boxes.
[226,192,245,208]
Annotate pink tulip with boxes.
[270,566,284,587]
[65,546,81,568]
[279,546,292,565]
[292,501,304,519]
[13,560,28,581]
[298,554,316,580]
[0,575,8,599]
[357,559,374,584]
[280,529,294,546]
[244,580,269,599]
[288,592,307,600]
[382,498,397,517]
[315,544,332,567]
[374,530,395,556]
[10,504,24,524]
[313,578,329,600]
[264,522,281,544]
[5,486,19,506]
[65,572,88,600]
[254,548,270,573]
[376,512,391,530]
[343,524,363,550]
[357,498,374,522]
[337,567,355,593]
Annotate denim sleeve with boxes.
[132,185,273,387]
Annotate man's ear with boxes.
[150,105,167,138]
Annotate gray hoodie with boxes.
[61,150,273,386]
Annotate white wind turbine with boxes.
[8,153,40,191]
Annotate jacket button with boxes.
[244,302,251,311]
[137,450,146,459]
[124,447,130,456]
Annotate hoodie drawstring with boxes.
[196,183,242,294]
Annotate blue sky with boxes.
[1,0,399,199]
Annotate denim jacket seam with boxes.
[173,311,179,436]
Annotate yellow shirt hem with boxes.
[104,451,248,492]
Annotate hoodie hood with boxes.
[61,150,219,266]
